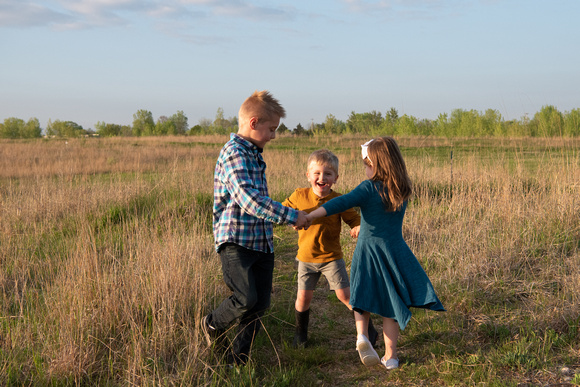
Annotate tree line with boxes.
[1,105,579,139]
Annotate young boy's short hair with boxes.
[307,149,339,175]
[239,90,287,123]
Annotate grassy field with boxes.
[0,135,578,386]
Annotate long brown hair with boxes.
[364,137,412,211]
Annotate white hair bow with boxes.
[361,139,374,160]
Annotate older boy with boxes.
[201,90,309,365]
[283,149,378,347]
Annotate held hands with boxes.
[293,207,326,230]
[293,211,312,230]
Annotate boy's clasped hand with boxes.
[293,211,312,230]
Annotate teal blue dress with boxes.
[322,180,445,330]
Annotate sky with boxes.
[1,0,579,131]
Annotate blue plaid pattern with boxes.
[213,133,299,253]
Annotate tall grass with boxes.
[0,135,578,385]
[1,137,222,384]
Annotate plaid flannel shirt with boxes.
[213,133,299,253]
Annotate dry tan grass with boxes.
[0,137,223,383]
[0,135,578,385]
[0,136,225,179]
[406,143,580,333]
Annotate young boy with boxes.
[283,149,378,347]
[201,90,309,365]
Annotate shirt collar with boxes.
[231,133,263,153]
[308,187,335,202]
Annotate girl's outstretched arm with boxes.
[293,207,326,231]
[305,207,327,222]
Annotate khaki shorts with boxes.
[297,259,349,291]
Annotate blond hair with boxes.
[364,137,412,211]
[239,90,286,123]
[307,149,339,174]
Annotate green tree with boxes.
[394,115,418,135]
[95,121,122,137]
[198,118,212,132]
[417,119,435,136]
[0,117,24,138]
[433,113,449,137]
[507,113,531,136]
[188,124,204,136]
[385,108,399,127]
[21,118,41,138]
[0,117,40,138]
[346,111,383,134]
[277,123,289,134]
[210,108,237,134]
[386,107,399,124]
[293,123,307,136]
[448,109,483,137]
[46,119,84,137]
[154,116,176,135]
[170,110,188,135]
[323,114,344,134]
[533,105,564,136]
[211,107,228,134]
[380,107,399,133]
[564,108,580,136]
[132,109,155,136]
[481,109,504,137]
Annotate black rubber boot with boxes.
[293,309,310,348]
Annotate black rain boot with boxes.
[293,309,310,348]
[368,317,379,346]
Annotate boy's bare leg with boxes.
[295,289,313,312]
[334,287,352,309]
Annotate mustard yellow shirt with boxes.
[282,188,361,263]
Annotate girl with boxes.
[304,137,445,370]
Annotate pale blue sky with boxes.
[1,0,579,131]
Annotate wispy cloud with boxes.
[0,0,73,28]
[341,0,468,19]
[342,0,392,13]
[0,0,294,30]
[210,0,291,20]
[0,0,141,29]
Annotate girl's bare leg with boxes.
[354,310,370,337]
[354,310,380,366]
[382,317,399,360]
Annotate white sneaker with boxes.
[381,357,399,370]
[356,334,380,366]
